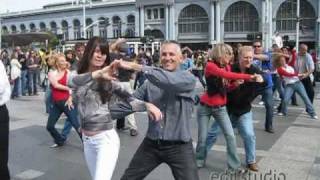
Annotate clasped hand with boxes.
[94,60,137,81]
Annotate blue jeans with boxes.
[281,81,316,116]
[261,87,274,130]
[207,111,256,165]
[27,70,38,95]
[196,105,240,169]
[45,88,73,139]
[21,70,28,95]
[12,77,21,97]
[46,100,80,145]
[45,87,52,114]
[272,74,284,99]
[61,116,74,139]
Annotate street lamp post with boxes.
[296,0,300,51]
[0,16,2,52]
[82,0,87,39]
[81,0,92,39]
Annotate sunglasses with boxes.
[253,45,261,48]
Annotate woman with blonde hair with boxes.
[46,53,81,147]
[196,43,262,171]
[273,53,317,119]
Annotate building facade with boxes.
[1,0,320,50]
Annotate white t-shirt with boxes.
[281,65,300,85]
[0,61,11,105]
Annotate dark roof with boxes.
[2,32,52,46]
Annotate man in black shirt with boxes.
[16,47,28,96]
[206,46,266,172]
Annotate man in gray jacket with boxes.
[111,41,199,180]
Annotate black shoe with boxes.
[265,128,275,133]
[130,129,138,136]
[117,127,130,131]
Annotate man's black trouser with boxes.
[0,104,10,180]
[301,77,314,103]
[121,138,199,180]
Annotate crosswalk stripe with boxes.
[192,142,269,157]
[15,169,45,179]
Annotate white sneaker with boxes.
[311,115,318,120]
[277,112,284,116]
[50,144,59,148]
[50,143,62,148]
[258,101,264,105]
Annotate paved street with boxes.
[6,82,320,180]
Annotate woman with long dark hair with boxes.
[69,37,161,180]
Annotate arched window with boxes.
[73,19,81,39]
[2,26,8,34]
[86,18,94,39]
[112,16,122,38]
[126,15,135,37]
[151,29,164,39]
[50,21,57,34]
[61,20,69,40]
[30,23,36,32]
[276,0,316,32]
[98,17,109,38]
[20,24,26,33]
[178,4,209,34]
[11,25,17,33]
[224,1,259,32]
[39,22,46,32]
[144,29,164,39]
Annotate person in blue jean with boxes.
[273,54,317,119]
[252,41,274,133]
[46,53,81,147]
[26,50,40,95]
[206,46,267,172]
[195,44,262,172]
[44,54,74,140]
[16,47,28,96]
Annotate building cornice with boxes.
[1,0,135,19]
[136,0,174,8]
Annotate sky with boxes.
[0,0,67,13]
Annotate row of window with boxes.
[146,8,165,20]
[2,0,317,36]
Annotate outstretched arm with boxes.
[117,60,196,93]
[205,62,254,81]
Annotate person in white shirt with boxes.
[10,52,22,98]
[0,59,11,180]
[272,32,283,49]
[273,53,317,119]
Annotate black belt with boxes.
[146,138,189,146]
[200,102,225,109]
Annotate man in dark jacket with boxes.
[110,41,138,136]
[205,46,267,172]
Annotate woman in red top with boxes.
[46,54,81,147]
[195,43,262,171]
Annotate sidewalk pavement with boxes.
[253,93,320,180]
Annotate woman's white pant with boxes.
[83,129,120,180]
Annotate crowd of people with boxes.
[0,36,319,180]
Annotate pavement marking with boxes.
[15,169,45,180]
[253,120,260,124]
[252,104,305,111]
[192,142,269,157]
